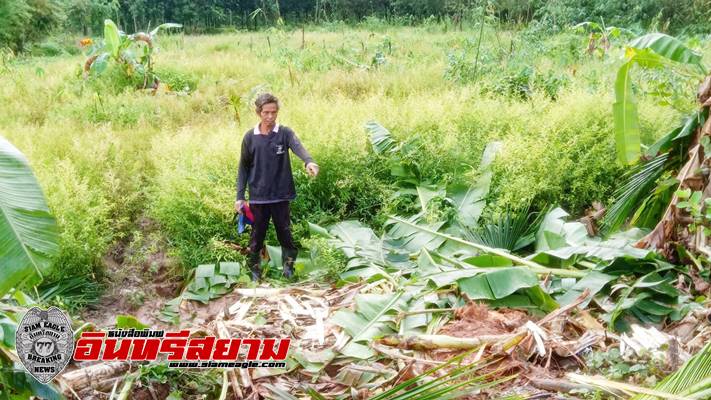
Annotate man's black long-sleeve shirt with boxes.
[236,124,315,203]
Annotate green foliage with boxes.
[115,314,149,329]
[585,348,664,385]
[331,291,406,359]
[602,103,707,234]
[632,342,711,399]
[36,275,102,314]
[535,0,711,34]
[675,188,711,235]
[604,261,684,331]
[0,0,64,51]
[572,20,632,58]
[0,136,59,297]
[526,207,694,329]
[0,26,684,310]
[369,350,515,400]
[300,236,348,281]
[160,261,243,324]
[28,35,83,57]
[83,19,183,92]
[136,362,223,398]
[468,206,540,252]
[600,153,669,234]
[614,32,706,165]
[445,29,572,101]
[155,67,198,93]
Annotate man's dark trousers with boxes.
[248,201,298,275]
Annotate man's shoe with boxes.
[283,256,295,279]
[283,264,294,279]
[250,265,262,282]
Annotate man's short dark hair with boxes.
[255,93,279,113]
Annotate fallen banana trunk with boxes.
[59,361,131,394]
[378,333,517,350]
[214,319,243,399]
[378,290,591,355]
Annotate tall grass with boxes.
[0,26,690,286]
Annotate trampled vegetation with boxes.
[2,2,711,399]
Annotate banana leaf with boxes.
[104,19,121,59]
[0,136,58,297]
[330,291,406,359]
[447,141,501,229]
[614,33,707,165]
[628,33,705,70]
[365,120,398,154]
[614,61,642,165]
[535,207,588,251]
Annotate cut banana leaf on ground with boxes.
[535,207,590,251]
[458,268,538,300]
[531,207,655,266]
[555,271,616,307]
[330,291,408,359]
[385,212,447,252]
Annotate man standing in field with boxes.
[235,93,319,281]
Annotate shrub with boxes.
[155,67,198,93]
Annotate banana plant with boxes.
[614,33,707,165]
[572,19,631,57]
[84,19,182,90]
[0,136,61,397]
[365,121,505,255]
[603,33,711,259]
[0,136,58,297]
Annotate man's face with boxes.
[258,103,278,126]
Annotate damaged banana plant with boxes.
[312,122,689,342]
[605,32,711,262]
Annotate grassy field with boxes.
[0,24,698,290]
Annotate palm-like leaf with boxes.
[0,136,58,297]
[370,350,514,400]
[466,205,540,252]
[601,152,669,234]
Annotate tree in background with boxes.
[0,0,64,51]
[64,0,119,36]
[2,0,711,52]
